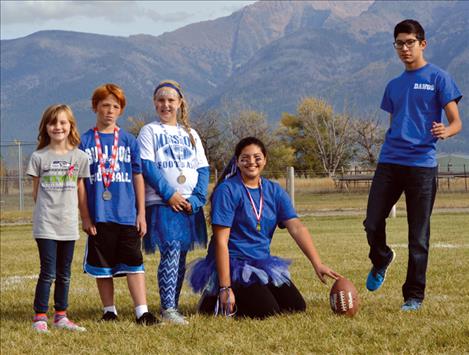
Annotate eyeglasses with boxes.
[393,39,419,49]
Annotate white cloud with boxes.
[145,8,192,23]
[0,0,256,39]
[1,0,191,25]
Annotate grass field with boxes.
[1,210,468,354]
[2,190,469,224]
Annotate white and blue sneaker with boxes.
[401,298,422,311]
[366,249,396,291]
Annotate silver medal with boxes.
[102,189,112,201]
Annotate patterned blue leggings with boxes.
[158,241,187,310]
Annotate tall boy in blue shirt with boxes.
[364,19,463,311]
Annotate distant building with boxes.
[437,154,469,172]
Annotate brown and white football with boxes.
[329,277,359,317]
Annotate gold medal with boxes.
[177,174,186,184]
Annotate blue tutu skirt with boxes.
[187,255,292,295]
[144,204,208,253]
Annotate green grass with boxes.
[295,191,469,213]
[1,213,469,354]
[2,191,468,224]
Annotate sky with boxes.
[0,0,256,40]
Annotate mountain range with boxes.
[1,0,468,152]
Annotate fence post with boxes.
[447,162,451,191]
[16,140,24,211]
[286,166,295,207]
[464,164,467,192]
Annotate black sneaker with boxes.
[136,312,159,325]
[101,312,118,322]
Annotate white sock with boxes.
[103,305,117,315]
[135,305,148,319]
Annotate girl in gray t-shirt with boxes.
[26,104,90,333]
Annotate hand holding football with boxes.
[329,277,359,316]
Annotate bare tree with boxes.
[351,113,385,167]
[228,110,272,145]
[300,98,353,177]
[218,110,273,169]
[126,113,153,137]
[192,110,226,170]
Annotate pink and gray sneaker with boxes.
[32,320,49,333]
[53,317,86,332]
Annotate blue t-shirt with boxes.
[379,63,462,167]
[80,128,142,226]
[210,174,297,260]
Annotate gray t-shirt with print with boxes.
[26,147,90,240]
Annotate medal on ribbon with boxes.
[159,122,188,185]
[94,127,119,201]
[243,178,263,232]
[102,189,112,201]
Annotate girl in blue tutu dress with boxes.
[137,80,209,324]
[188,137,340,318]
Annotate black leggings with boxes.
[198,281,306,319]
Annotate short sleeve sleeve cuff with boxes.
[380,84,393,113]
[276,184,298,227]
[211,183,236,227]
[137,125,156,162]
[26,152,40,177]
[438,73,463,108]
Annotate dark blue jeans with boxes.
[364,163,437,302]
[34,239,76,313]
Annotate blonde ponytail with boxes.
[178,98,196,148]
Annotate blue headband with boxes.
[153,83,183,98]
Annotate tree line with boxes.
[129,96,385,178]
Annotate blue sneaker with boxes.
[366,249,396,291]
[401,298,422,311]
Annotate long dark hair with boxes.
[214,136,267,190]
[207,137,267,225]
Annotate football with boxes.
[329,277,359,316]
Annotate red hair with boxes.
[91,83,126,112]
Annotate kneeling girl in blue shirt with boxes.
[188,137,340,319]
